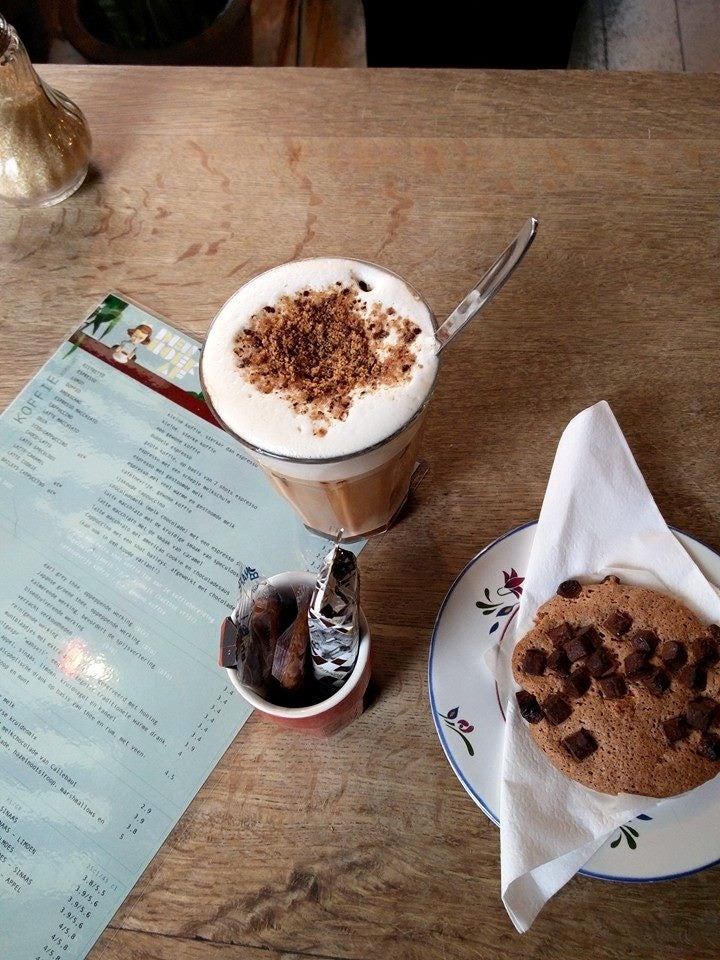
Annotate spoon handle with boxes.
[434,217,538,354]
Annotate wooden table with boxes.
[3,66,720,960]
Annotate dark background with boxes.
[361,1,584,68]
[5,0,584,67]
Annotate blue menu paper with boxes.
[0,295,337,959]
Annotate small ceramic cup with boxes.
[226,571,371,737]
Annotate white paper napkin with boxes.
[495,400,720,932]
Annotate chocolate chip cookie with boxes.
[512,577,720,797]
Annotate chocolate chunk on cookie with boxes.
[562,728,598,761]
[642,667,671,697]
[557,579,582,599]
[547,648,571,675]
[660,640,687,671]
[516,689,543,723]
[563,632,595,663]
[662,715,689,743]
[563,667,591,699]
[547,622,574,647]
[542,693,572,726]
[604,609,633,638]
[598,674,627,699]
[685,697,718,731]
[586,647,615,678]
[697,734,720,761]
[693,636,719,666]
[520,648,547,676]
[680,662,707,691]
[631,629,660,654]
[624,650,651,680]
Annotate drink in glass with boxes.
[200,257,439,540]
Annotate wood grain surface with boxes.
[2,66,720,960]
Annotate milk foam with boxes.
[201,258,439,460]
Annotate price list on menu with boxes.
[0,295,333,960]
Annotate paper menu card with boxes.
[0,295,337,960]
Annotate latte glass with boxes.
[200,258,439,540]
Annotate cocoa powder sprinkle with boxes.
[232,282,421,432]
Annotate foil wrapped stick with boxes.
[309,545,360,690]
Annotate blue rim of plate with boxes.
[428,519,720,883]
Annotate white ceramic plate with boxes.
[428,520,720,882]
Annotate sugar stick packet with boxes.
[309,544,360,689]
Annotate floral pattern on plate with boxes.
[475,567,524,634]
[438,707,475,756]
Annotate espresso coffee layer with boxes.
[201,258,438,459]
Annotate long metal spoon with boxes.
[434,216,538,353]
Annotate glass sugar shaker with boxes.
[0,14,92,207]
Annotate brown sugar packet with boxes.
[219,566,262,669]
[241,581,285,692]
[219,616,242,669]
[271,585,313,692]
